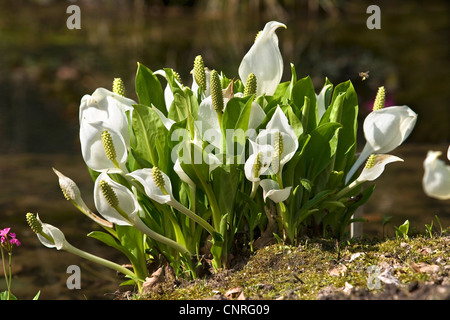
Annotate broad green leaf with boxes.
[291,76,317,121]
[301,96,317,134]
[272,63,297,104]
[88,230,130,258]
[272,81,290,104]
[131,104,170,172]
[115,225,148,279]
[320,81,358,173]
[135,62,166,114]
[222,96,253,162]
[211,164,240,219]
[301,122,342,182]
[283,104,303,139]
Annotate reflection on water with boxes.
[0,1,449,299]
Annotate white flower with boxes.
[35,215,68,251]
[422,148,450,200]
[128,167,216,235]
[238,21,286,96]
[196,84,266,152]
[346,105,417,183]
[154,69,185,112]
[358,154,404,182]
[93,171,139,226]
[336,154,404,199]
[80,121,129,173]
[255,106,298,175]
[53,168,113,228]
[127,168,173,205]
[79,87,134,141]
[260,179,292,203]
[316,83,333,119]
[244,140,274,182]
[79,88,135,172]
[152,105,175,131]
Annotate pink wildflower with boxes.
[0,228,21,249]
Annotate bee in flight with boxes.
[359,71,370,81]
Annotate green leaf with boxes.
[301,96,317,135]
[163,68,184,97]
[1,291,17,300]
[283,134,310,189]
[33,291,41,300]
[88,231,131,258]
[297,189,334,223]
[300,178,313,192]
[273,63,298,104]
[301,122,342,182]
[283,104,303,139]
[115,225,148,279]
[135,62,166,114]
[211,164,240,219]
[179,141,211,187]
[272,81,290,104]
[222,95,253,162]
[320,81,358,173]
[291,76,317,121]
[131,104,170,172]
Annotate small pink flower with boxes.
[0,227,21,248]
[0,227,11,237]
[9,238,21,247]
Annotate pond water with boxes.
[0,1,448,299]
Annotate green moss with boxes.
[139,228,450,300]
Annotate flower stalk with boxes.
[53,168,114,231]
[96,175,191,255]
[25,213,140,283]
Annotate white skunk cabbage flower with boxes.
[260,179,292,203]
[79,88,134,172]
[239,21,286,96]
[422,147,450,200]
[94,171,139,226]
[256,106,298,175]
[346,105,417,183]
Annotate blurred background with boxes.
[0,0,448,299]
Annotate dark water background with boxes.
[0,0,448,299]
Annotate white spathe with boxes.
[238,21,286,96]
[127,168,173,205]
[422,148,450,200]
[346,105,417,183]
[93,171,138,226]
[255,106,298,175]
[358,154,404,182]
[260,179,292,203]
[79,88,135,172]
[35,214,68,251]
